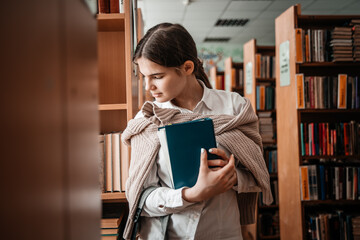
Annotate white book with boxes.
[105,133,113,192]
[111,132,121,192]
[119,0,124,13]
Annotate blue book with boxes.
[157,118,217,189]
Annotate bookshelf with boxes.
[275,4,360,240]
[243,39,279,240]
[224,57,244,95]
[210,66,225,90]
[97,2,144,238]
[2,1,101,239]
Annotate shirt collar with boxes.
[197,80,214,111]
[156,80,214,112]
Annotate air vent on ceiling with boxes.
[204,37,230,42]
[215,18,249,27]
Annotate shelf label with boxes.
[279,40,290,87]
[245,62,253,94]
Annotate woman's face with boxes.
[137,57,187,103]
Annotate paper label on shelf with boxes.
[245,62,253,94]
[279,40,290,87]
[225,73,231,92]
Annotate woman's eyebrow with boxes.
[140,72,165,77]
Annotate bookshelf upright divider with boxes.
[97,0,143,202]
[244,38,279,239]
[275,4,360,240]
[224,57,244,95]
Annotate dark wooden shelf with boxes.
[297,15,360,28]
[102,192,127,203]
[258,234,280,240]
[298,109,360,114]
[302,199,360,206]
[259,204,279,210]
[256,78,276,83]
[257,109,276,113]
[301,155,360,161]
[269,173,278,178]
[232,86,243,91]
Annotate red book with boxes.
[343,123,350,155]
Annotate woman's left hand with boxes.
[207,148,230,170]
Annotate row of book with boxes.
[258,211,280,237]
[354,21,360,62]
[295,20,360,63]
[255,54,276,79]
[296,74,360,109]
[300,164,360,201]
[256,85,275,110]
[295,28,332,63]
[258,112,276,143]
[306,213,360,240]
[98,0,124,14]
[265,149,278,174]
[229,68,244,90]
[300,121,360,157]
[101,217,123,240]
[99,132,129,193]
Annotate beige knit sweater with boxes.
[121,99,273,239]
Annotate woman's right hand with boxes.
[182,148,237,203]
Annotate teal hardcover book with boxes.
[157,118,217,189]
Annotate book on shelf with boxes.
[296,74,305,109]
[157,118,218,189]
[105,133,113,192]
[98,0,124,14]
[111,132,121,192]
[100,132,127,193]
[338,74,348,109]
[101,218,121,240]
[300,121,360,157]
[99,134,105,192]
[120,132,129,192]
[98,0,110,13]
[296,74,359,109]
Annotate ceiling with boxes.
[138,0,360,46]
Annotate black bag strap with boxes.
[131,187,169,240]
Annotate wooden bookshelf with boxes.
[210,66,225,90]
[224,57,244,95]
[97,1,143,205]
[243,38,279,240]
[275,4,360,240]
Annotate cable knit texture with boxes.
[121,99,273,239]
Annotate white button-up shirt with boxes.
[135,81,260,240]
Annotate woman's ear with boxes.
[182,60,195,75]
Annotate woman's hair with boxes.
[133,23,212,88]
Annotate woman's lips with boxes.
[152,93,162,98]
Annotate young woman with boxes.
[122,23,272,240]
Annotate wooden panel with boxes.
[0,1,64,239]
[137,8,145,109]
[125,0,137,120]
[99,103,127,110]
[98,31,126,104]
[100,110,128,133]
[64,0,101,239]
[275,4,302,240]
[210,66,217,89]
[243,39,256,112]
[97,13,125,31]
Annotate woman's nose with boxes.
[145,78,155,91]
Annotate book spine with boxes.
[337,74,348,109]
[296,74,305,109]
